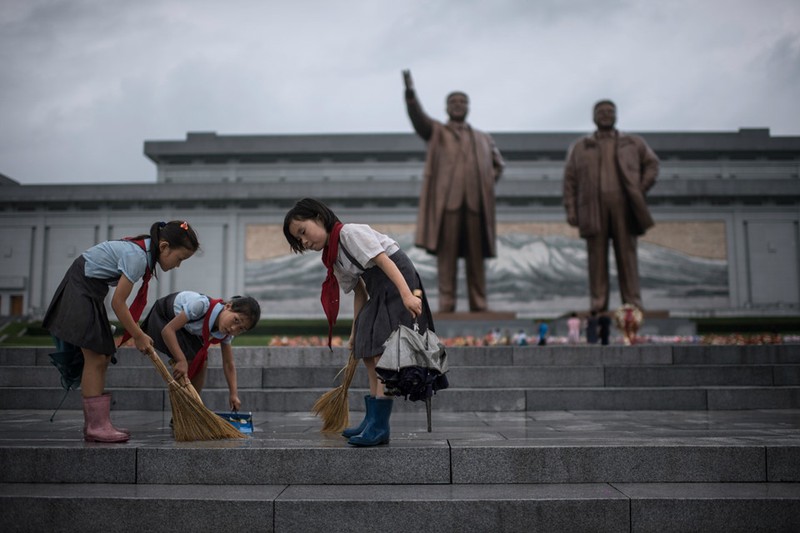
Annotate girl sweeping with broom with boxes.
[42,221,200,443]
[140,292,261,412]
[284,198,435,447]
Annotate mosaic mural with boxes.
[245,221,729,317]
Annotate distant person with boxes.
[615,303,643,345]
[563,99,659,313]
[537,320,549,346]
[42,221,199,442]
[586,310,599,344]
[141,292,261,412]
[403,69,505,312]
[513,329,529,346]
[598,312,612,345]
[567,312,582,344]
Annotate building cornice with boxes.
[143,129,800,163]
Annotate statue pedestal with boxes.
[432,311,522,339]
[433,311,517,321]
[429,309,696,341]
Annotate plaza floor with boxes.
[2,407,798,448]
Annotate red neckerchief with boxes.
[321,222,343,348]
[188,298,226,380]
[117,238,152,347]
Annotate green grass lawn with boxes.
[0,319,352,347]
[1,316,798,347]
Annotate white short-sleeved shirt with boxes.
[172,291,232,344]
[82,239,153,285]
[334,224,400,293]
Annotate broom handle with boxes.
[145,347,205,403]
[144,347,175,385]
[168,358,204,402]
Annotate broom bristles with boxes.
[169,382,244,441]
[145,348,245,442]
[313,350,359,433]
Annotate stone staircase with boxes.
[1,344,799,532]
[3,344,800,412]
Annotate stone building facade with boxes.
[1,128,798,318]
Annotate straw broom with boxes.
[312,350,359,433]
[144,347,245,442]
[313,290,423,432]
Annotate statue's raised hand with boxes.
[402,69,414,91]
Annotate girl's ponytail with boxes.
[139,221,200,272]
[148,221,166,273]
[127,221,198,275]
[157,220,200,254]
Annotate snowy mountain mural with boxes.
[245,232,728,317]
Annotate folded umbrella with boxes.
[48,340,84,422]
[49,349,83,391]
[376,322,449,431]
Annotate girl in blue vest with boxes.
[42,220,200,442]
[140,292,261,412]
[283,198,435,446]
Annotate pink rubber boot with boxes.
[83,394,130,436]
[83,395,129,443]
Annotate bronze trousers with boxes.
[585,194,643,312]
[436,208,487,312]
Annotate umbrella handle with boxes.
[412,289,423,332]
[425,396,432,433]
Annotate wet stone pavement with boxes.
[1,408,798,448]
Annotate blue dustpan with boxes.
[215,411,253,434]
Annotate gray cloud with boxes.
[1,0,798,184]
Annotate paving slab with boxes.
[451,441,765,483]
[0,483,282,533]
[275,483,629,533]
[613,482,800,533]
[136,439,451,485]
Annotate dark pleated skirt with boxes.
[42,256,117,356]
[353,250,434,359]
[140,292,203,363]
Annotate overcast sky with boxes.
[2,0,798,185]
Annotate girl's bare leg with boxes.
[81,348,110,397]
[361,356,385,397]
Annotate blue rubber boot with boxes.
[348,397,393,446]
[342,395,374,438]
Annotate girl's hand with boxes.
[172,360,188,382]
[402,292,422,318]
[134,333,154,354]
[229,394,242,412]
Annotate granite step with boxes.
[3,384,800,412]
[3,346,799,413]
[5,364,797,388]
[3,344,800,368]
[1,436,798,485]
[1,406,798,532]
[4,383,800,412]
[0,440,792,485]
[2,482,799,533]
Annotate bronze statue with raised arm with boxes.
[403,69,505,313]
[563,100,659,313]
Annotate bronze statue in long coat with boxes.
[563,100,659,312]
[403,70,504,312]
